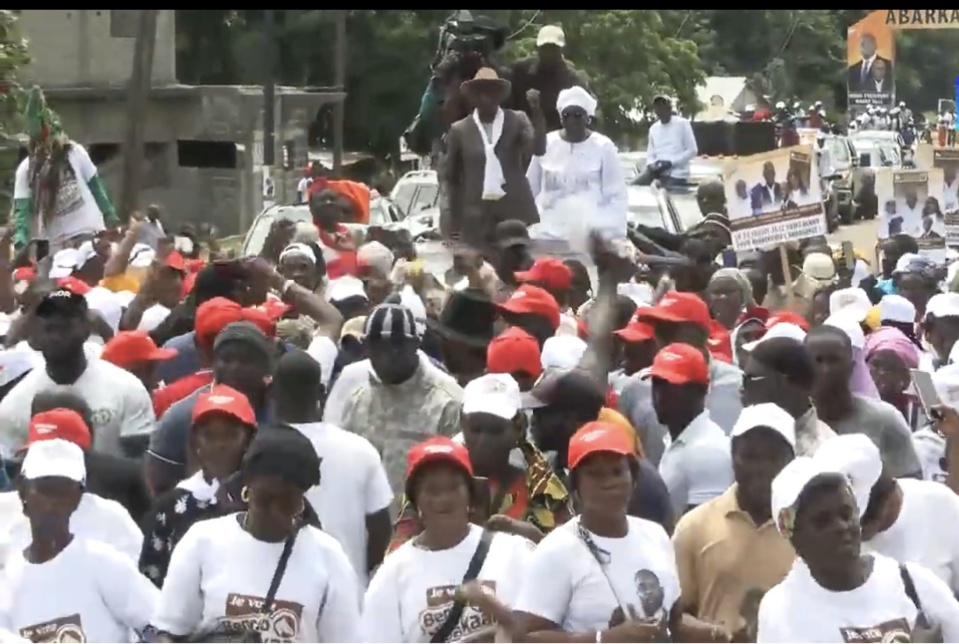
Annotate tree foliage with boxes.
[174,10,959,159]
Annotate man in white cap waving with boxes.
[509,24,589,131]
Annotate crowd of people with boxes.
[4,20,959,644]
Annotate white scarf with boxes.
[471,108,506,201]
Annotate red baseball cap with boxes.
[242,307,277,337]
[56,275,91,296]
[765,310,810,332]
[192,384,257,427]
[515,258,573,291]
[162,251,186,273]
[487,327,543,379]
[644,342,709,385]
[636,292,710,329]
[405,436,473,480]
[568,421,635,470]
[27,408,91,451]
[101,331,178,368]
[195,297,246,347]
[13,267,36,283]
[499,284,561,330]
[614,311,655,343]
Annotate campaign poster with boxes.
[847,12,896,112]
[876,168,947,261]
[723,146,826,251]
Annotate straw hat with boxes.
[460,67,511,104]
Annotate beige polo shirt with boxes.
[672,485,795,632]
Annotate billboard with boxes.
[847,12,896,111]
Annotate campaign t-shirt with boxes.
[13,144,107,246]
[514,515,681,632]
[757,554,959,642]
[0,537,158,643]
[290,422,393,588]
[0,360,155,458]
[153,514,361,642]
[362,525,532,642]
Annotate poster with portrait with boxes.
[723,146,826,252]
[876,168,947,262]
[846,12,896,112]
[916,145,959,245]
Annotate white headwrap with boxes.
[279,243,317,265]
[556,86,598,118]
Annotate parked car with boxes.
[241,195,406,257]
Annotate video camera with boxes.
[435,10,507,66]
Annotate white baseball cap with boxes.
[829,287,871,323]
[325,275,368,304]
[813,434,881,518]
[802,252,837,283]
[771,456,834,536]
[128,243,156,269]
[731,403,796,451]
[926,292,959,320]
[541,335,587,371]
[824,313,865,349]
[536,25,566,48]
[48,241,98,279]
[462,373,522,420]
[22,438,86,484]
[742,322,807,352]
[878,294,915,325]
[892,253,921,274]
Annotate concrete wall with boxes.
[18,10,177,87]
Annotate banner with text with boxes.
[724,146,826,251]
[876,168,947,261]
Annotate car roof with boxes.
[395,169,438,185]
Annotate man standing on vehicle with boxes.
[639,95,698,187]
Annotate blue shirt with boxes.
[155,332,200,385]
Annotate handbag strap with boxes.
[429,528,494,644]
[262,525,301,615]
[899,562,932,629]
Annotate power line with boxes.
[507,10,542,41]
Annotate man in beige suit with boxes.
[441,67,545,258]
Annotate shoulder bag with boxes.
[429,528,494,644]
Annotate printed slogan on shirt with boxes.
[223,592,303,643]
[839,617,911,642]
[419,581,497,641]
[19,613,85,643]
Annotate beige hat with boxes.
[802,252,836,283]
[536,25,566,48]
[460,67,511,104]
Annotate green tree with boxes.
[0,10,29,221]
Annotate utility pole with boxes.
[119,9,159,220]
[332,10,346,175]
[262,9,277,210]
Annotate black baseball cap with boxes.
[495,220,530,249]
[35,289,88,318]
[521,368,606,411]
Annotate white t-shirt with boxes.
[0,537,158,643]
[0,359,155,457]
[645,117,697,180]
[757,553,959,642]
[290,422,393,587]
[526,130,628,242]
[865,478,959,593]
[323,351,455,427]
[363,525,533,642]
[514,515,680,632]
[913,427,947,484]
[0,492,142,570]
[13,144,107,246]
[153,514,362,643]
[658,411,734,518]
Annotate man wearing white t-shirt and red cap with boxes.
[647,342,733,518]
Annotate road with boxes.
[826,217,881,268]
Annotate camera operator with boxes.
[509,25,590,132]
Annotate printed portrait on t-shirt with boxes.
[607,569,667,627]
[222,592,304,643]
[838,617,911,643]
[419,581,497,642]
[19,613,85,643]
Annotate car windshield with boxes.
[243,206,311,257]
[827,138,850,163]
[391,183,419,214]
[876,144,901,166]
[671,192,704,231]
[409,184,439,214]
[627,186,670,230]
